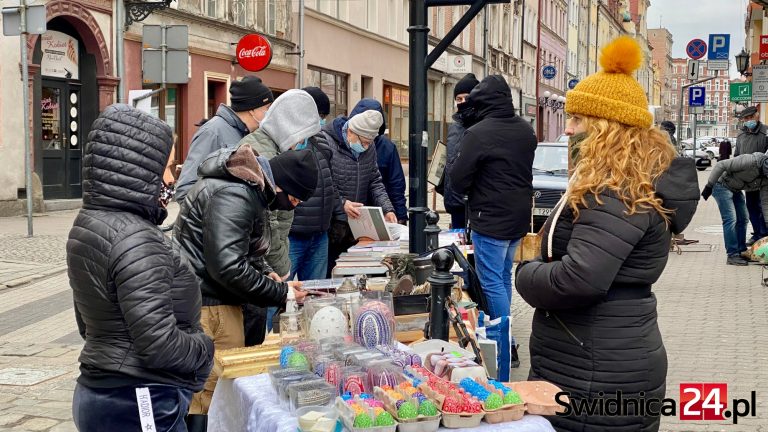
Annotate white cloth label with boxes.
[135,387,157,431]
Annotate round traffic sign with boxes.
[542,65,557,80]
[686,39,707,60]
[568,79,579,89]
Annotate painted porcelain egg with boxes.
[308,306,348,341]
[354,309,392,348]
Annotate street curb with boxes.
[0,265,67,291]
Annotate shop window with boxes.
[143,86,179,137]
[383,83,410,155]
[307,66,348,117]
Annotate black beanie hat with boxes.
[268,150,318,202]
[302,86,331,117]
[230,76,274,112]
[454,73,480,98]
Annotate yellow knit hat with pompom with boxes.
[566,36,652,129]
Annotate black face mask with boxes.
[457,101,480,128]
[270,191,297,211]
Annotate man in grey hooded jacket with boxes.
[239,89,322,277]
[702,152,768,265]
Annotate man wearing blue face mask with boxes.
[734,106,768,245]
[323,109,396,276]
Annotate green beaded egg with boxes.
[417,400,438,417]
[353,413,374,428]
[485,393,504,410]
[503,390,524,405]
[374,411,395,426]
[286,352,310,370]
[397,401,418,419]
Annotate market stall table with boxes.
[208,373,556,432]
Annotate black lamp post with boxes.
[736,49,751,77]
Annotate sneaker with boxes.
[727,255,749,266]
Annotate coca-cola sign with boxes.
[236,34,273,72]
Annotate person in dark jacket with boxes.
[67,104,214,432]
[288,87,341,281]
[323,109,396,276]
[660,120,677,148]
[175,76,274,201]
[516,36,700,432]
[444,73,480,229]
[734,106,768,245]
[348,99,408,224]
[449,75,537,320]
[701,152,768,265]
[719,139,732,161]
[173,145,317,417]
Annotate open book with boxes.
[348,206,393,241]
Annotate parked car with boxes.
[683,147,712,171]
[531,142,568,231]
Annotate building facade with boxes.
[0,0,118,214]
[538,0,568,141]
[671,58,731,139]
[648,28,675,122]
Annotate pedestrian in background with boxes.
[734,106,768,245]
[449,74,537,321]
[323,109,396,276]
[68,104,214,432]
[173,146,317,423]
[175,76,274,202]
[444,73,480,229]
[701,151,768,265]
[719,139,732,161]
[516,36,699,432]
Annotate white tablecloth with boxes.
[208,373,556,432]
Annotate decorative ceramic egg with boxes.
[287,352,310,370]
[308,306,348,341]
[353,413,373,428]
[418,400,438,417]
[485,393,503,410]
[397,401,418,419]
[354,309,392,348]
[325,363,342,387]
[375,411,395,426]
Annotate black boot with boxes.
[185,415,208,432]
[510,344,521,368]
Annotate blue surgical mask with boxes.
[296,138,309,150]
[745,120,758,130]
[319,119,327,126]
[350,142,366,155]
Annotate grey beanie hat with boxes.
[348,110,384,140]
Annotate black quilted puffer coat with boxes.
[515,158,699,432]
[290,134,341,235]
[67,104,214,391]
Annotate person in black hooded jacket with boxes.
[173,144,317,420]
[449,75,537,321]
[67,104,214,432]
[515,37,700,432]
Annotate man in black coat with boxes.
[173,145,317,418]
[449,75,537,320]
[734,106,768,245]
[444,73,480,229]
[67,104,214,431]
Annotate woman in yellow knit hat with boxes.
[515,36,700,431]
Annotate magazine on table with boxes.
[348,206,393,241]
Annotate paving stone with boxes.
[18,417,59,431]
[0,413,25,427]
[49,422,77,432]
[35,348,74,358]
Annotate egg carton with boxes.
[415,383,485,429]
[460,379,526,423]
[334,397,398,432]
[372,387,440,432]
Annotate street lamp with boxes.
[736,48,751,77]
[538,91,566,112]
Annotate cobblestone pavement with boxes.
[0,171,767,430]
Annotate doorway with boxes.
[41,79,82,199]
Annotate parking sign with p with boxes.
[708,34,730,60]
[689,87,706,107]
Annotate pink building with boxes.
[538,0,568,142]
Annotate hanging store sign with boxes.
[41,31,79,79]
[236,33,273,72]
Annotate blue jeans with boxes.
[472,232,521,320]
[712,183,748,257]
[744,190,768,239]
[73,382,192,432]
[288,232,329,281]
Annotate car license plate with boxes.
[533,207,553,216]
